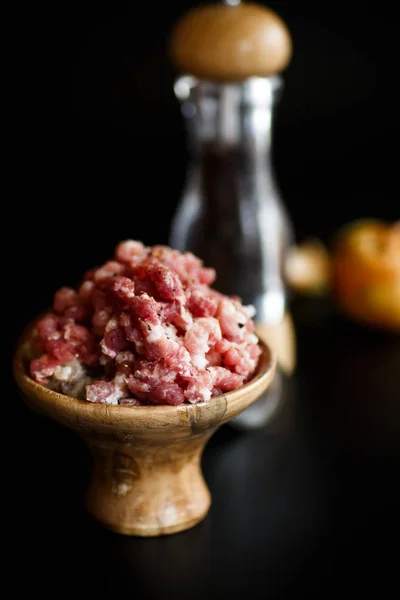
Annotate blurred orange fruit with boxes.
[331,219,400,331]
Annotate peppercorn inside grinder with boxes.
[168,1,296,429]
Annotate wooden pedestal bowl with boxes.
[13,323,275,537]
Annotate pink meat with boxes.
[30,354,61,384]
[54,288,79,314]
[29,240,261,405]
[86,381,116,404]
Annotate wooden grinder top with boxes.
[168,1,292,82]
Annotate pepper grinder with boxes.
[168,1,296,428]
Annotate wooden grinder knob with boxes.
[169,1,292,82]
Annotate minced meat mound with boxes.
[30,241,261,405]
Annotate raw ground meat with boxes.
[29,241,261,405]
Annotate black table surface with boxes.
[6,3,400,596]
[8,297,400,599]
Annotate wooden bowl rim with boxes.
[13,320,276,428]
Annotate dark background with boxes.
[6,2,399,598]
[7,0,399,337]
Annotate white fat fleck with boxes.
[163,323,178,340]
[53,365,72,381]
[102,394,119,405]
[105,317,118,332]
[199,388,211,402]
[146,324,165,343]
[237,312,247,325]
[180,307,193,327]
[48,332,61,341]
[53,358,84,383]
[102,390,121,405]
[102,374,129,405]
[224,301,236,315]
[120,283,135,298]
[192,354,208,370]
[115,351,134,364]
[248,333,259,345]
[101,338,117,358]
[243,304,256,318]
[114,373,129,394]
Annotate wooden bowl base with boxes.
[84,437,212,537]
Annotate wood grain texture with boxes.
[169,2,292,82]
[13,320,275,536]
